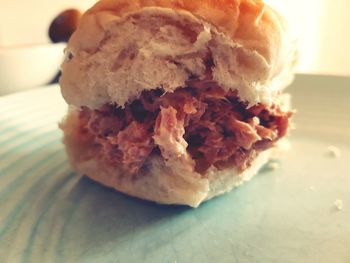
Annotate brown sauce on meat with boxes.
[78,85,292,174]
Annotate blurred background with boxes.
[265,0,350,76]
[0,0,349,94]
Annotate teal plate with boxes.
[0,75,349,263]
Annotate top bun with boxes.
[60,0,297,109]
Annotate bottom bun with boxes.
[60,110,273,207]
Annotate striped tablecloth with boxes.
[0,86,76,262]
[0,77,349,263]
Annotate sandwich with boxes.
[59,0,296,207]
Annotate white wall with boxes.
[0,0,96,46]
[1,0,349,76]
[266,0,350,76]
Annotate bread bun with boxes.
[59,0,295,207]
[60,0,296,109]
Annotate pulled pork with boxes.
[78,85,291,174]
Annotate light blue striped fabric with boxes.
[0,86,75,262]
[0,77,349,263]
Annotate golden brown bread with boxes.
[60,0,296,108]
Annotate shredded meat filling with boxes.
[78,85,292,174]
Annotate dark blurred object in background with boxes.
[49,9,82,43]
[49,8,82,84]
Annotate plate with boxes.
[0,76,349,263]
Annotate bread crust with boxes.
[75,0,283,56]
[60,0,296,109]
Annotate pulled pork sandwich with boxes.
[59,0,296,207]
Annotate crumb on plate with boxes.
[325,146,341,158]
[334,199,343,211]
[266,162,279,171]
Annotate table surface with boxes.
[0,74,349,263]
